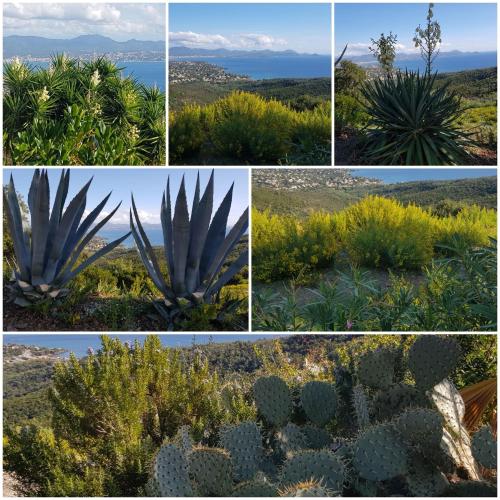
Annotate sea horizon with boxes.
[3,334,288,358]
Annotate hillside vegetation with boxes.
[253,176,497,218]
[3,334,496,496]
[3,55,166,165]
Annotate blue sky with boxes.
[335,3,497,56]
[3,3,165,41]
[169,3,331,54]
[3,334,288,357]
[3,169,248,227]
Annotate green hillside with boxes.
[253,176,497,217]
[169,77,331,111]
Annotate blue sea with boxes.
[98,227,163,248]
[3,334,288,358]
[394,52,497,73]
[34,61,166,90]
[353,168,497,184]
[172,55,331,79]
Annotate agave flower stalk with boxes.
[4,169,131,306]
[130,171,248,317]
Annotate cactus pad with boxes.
[280,449,345,493]
[153,444,193,496]
[173,425,193,455]
[372,382,431,422]
[300,381,337,427]
[189,447,233,496]
[220,421,263,481]
[352,384,370,429]
[302,424,332,450]
[406,456,448,497]
[472,425,497,469]
[394,408,444,449]
[353,423,408,481]
[357,347,396,390]
[232,479,279,497]
[279,479,333,497]
[253,376,292,427]
[444,480,497,497]
[276,423,308,458]
[408,335,460,390]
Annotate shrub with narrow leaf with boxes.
[4,169,130,306]
[361,71,474,165]
[130,171,248,323]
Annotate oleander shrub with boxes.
[3,56,165,166]
[335,196,437,269]
[252,209,339,282]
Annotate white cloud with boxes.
[3,3,165,41]
[169,31,287,50]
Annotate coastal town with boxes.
[253,169,381,191]
[5,50,165,63]
[169,60,249,84]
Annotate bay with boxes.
[353,168,496,184]
[172,55,331,79]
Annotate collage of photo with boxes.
[2,1,498,498]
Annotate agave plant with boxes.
[130,171,248,322]
[360,71,474,165]
[4,169,131,306]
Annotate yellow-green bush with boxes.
[208,91,295,163]
[168,104,207,163]
[437,205,497,250]
[252,208,339,282]
[335,196,437,269]
[293,100,332,150]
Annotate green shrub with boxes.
[252,209,339,282]
[334,94,368,135]
[208,91,294,163]
[335,196,436,269]
[3,56,165,165]
[168,104,207,163]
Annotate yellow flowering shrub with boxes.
[252,209,339,282]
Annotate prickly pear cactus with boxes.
[280,479,333,497]
[189,447,233,496]
[220,421,263,481]
[352,384,370,429]
[280,449,345,493]
[300,381,337,427]
[372,382,431,422]
[232,479,279,497]
[406,456,449,497]
[173,425,193,455]
[444,480,497,497]
[357,347,396,390]
[472,425,497,469]
[353,423,408,481]
[253,376,291,427]
[408,335,460,390]
[302,424,332,450]
[276,423,308,458]
[394,408,444,449]
[153,443,193,496]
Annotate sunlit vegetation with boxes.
[3,334,496,496]
[169,91,331,165]
[3,56,166,165]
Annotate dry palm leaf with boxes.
[460,379,497,434]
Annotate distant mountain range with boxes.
[169,46,324,58]
[342,50,497,66]
[4,35,165,59]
